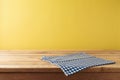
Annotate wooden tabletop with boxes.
[0,50,119,73]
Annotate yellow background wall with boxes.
[0,0,120,50]
[115,3,120,49]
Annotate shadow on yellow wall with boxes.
[0,0,120,50]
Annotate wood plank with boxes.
[0,72,119,80]
[0,50,119,73]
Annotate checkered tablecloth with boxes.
[42,52,115,76]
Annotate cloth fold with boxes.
[42,52,115,76]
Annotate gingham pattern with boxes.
[42,52,115,76]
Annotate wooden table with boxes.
[0,50,119,80]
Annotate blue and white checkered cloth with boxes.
[42,52,115,76]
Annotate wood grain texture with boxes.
[0,72,120,80]
[0,50,119,72]
[0,50,119,80]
